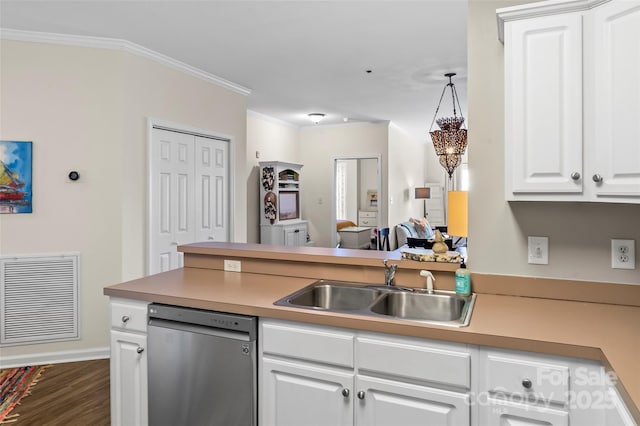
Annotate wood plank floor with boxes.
[9,359,110,425]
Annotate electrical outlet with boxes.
[528,236,549,265]
[611,239,635,269]
[223,259,241,272]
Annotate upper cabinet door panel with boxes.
[505,13,583,197]
[592,1,640,198]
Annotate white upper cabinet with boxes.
[591,0,640,199]
[499,0,640,203]
[505,13,583,197]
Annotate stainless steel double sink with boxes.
[274,280,476,327]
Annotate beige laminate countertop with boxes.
[104,267,640,420]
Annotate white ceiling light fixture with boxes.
[308,113,325,124]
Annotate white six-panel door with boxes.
[149,127,229,275]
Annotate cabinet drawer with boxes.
[110,299,149,333]
[485,352,569,405]
[356,335,471,389]
[261,320,354,368]
[484,398,569,425]
[358,218,376,227]
[358,211,377,218]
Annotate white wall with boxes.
[246,111,300,243]
[300,123,388,248]
[388,123,426,248]
[0,39,247,359]
[468,0,640,284]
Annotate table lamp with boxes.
[414,187,431,218]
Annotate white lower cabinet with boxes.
[109,298,149,426]
[484,398,569,425]
[107,302,637,426]
[261,357,353,426]
[355,375,469,426]
[259,319,471,426]
[478,348,634,426]
[260,319,637,426]
[261,221,308,246]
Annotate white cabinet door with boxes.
[591,0,640,199]
[283,223,306,246]
[355,375,469,426]
[505,13,583,198]
[483,398,568,426]
[110,330,148,426]
[261,357,353,426]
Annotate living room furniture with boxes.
[378,227,390,251]
[338,226,372,249]
[357,210,377,227]
[259,161,308,246]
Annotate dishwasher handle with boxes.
[148,318,252,342]
[148,303,257,340]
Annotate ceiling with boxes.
[0,0,468,142]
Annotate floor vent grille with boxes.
[1,253,80,346]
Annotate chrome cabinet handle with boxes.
[121,315,130,323]
[357,391,365,400]
[342,388,350,398]
[522,378,532,389]
[136,347,144,354]
[571,172,580,180]
[592,174,603,183]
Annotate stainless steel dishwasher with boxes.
[147,303,257,426]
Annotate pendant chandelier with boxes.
[429,72,467,178]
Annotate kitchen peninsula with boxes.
[104,242,640,425]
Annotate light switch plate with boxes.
[528,236,549,265]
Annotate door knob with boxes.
[522,378,533,389]
[357,391,365,400]
[341,388,350,398]
[592,174,604,183]
[121,315,130,323]
[136,347,144,354]
[571,172,580,180]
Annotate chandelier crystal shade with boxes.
[429,73,468,178]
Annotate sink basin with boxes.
[369,291,475,326]
[277,281,382,311]
[274,280,475,327]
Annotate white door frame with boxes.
[331,154,382,248]
[146,117,235,274]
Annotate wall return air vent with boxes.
[1,253,80,346]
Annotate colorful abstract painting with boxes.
[0,141,33,213]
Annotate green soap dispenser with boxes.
[455,259,471,296]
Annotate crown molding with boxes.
[496,0,611,43]
[0,28,251,96]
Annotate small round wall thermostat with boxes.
[68,171,80,181]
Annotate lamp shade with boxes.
[414,187,431,199]
[447,191,468,237]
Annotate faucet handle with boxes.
[419,270,434,279]
[420,270,435,293]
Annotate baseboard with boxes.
[0,346,110,369]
